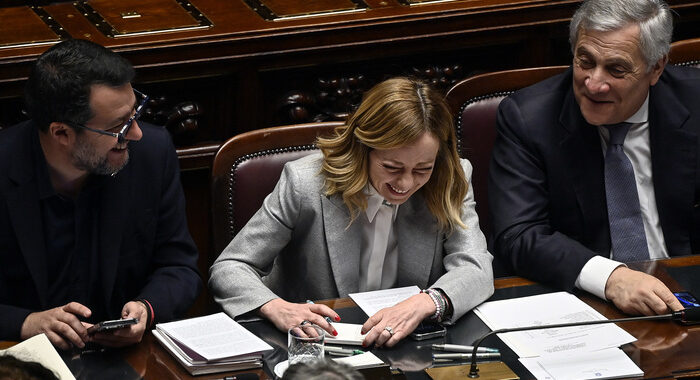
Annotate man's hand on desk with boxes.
[258,298,340,336]
[360,293,434,348]
[20,302,92,350]
[605,266,684,315]
[87,301,148,347]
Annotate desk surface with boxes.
[4,255,699,380]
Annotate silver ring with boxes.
[300,320,311,326]
[384,326,395,336]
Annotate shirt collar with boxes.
[625,93,649,124]
[598,93,649,144]
[364,184,398,223]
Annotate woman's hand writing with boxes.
[259,298,340,336]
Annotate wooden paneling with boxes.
[0,7,62,47]
[2,0,700,316]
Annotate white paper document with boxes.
[155,312,272,361]
[349,285,420,317]
[520,347,643,380]
[333,351,385,369]
[0,334,75,380]
[474,292,636,358]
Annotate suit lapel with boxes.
[558,89,609,246]
[7,127,49,307]
[7,182,49,307]
[321,194,361,297]
[648,78,695,254]
[396,194,437,289]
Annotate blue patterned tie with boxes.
[604,122,650,262]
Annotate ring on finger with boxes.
[384,326,395,336]
[300,320,311,326]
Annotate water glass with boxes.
[287,323,325,365]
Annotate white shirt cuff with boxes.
[574,256,626,300]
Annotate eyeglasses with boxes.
[64,89,149,144]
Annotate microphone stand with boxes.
[468,309,696,378]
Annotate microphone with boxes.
[467,308,700,378]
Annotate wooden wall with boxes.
[2,0,700,315]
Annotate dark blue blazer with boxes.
[489,65,700,291]
[0,121,202,340]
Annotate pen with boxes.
[432,352,501,360]
[306,300,334,324]
[432,344,500,353]
[324,346,365,356]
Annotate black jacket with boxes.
[0,121,202,340]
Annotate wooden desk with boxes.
[3,1,700,319]
[3,255,699,379]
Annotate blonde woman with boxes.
[210,77,493,347]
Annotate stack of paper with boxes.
[474,292,643,380]
[324,322,365,345]
[153,312,273,375]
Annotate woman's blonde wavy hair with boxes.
[317,77,468,233]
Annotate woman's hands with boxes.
[259,298,340,336]
[360,292,435,348]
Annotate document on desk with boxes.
[155,312,272,361]
[0,334,75,380]
[474,292,636,358]
[349,285,421,317]
[334,351,385,369]
[520,347,643,380]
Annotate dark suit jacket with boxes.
[489,66,700,291]
[0,121,202,340]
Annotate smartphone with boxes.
[674,291,700,307]
[87,318,138,334]
[410,322,446,340]
[674,292,700,325]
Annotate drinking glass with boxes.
[287,323,325,365]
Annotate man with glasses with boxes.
[0,39,201,349]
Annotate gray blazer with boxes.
[209,153,494,323]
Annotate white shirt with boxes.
[575,94,670,299]
[359,185,399,292]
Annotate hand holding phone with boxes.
[87,318,138,334]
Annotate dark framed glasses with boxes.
[64,89,149,144]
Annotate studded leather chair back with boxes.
[445,66,568,276]
[211,122,343,256]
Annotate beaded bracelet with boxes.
[422,289,446,322]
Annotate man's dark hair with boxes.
[282,359,364,380]
[24,38,135,132]
[0,355,60,380]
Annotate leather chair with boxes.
[445,66,568,239]
[211,121,343,256]
[445,66,569,276]
[670,37,700,68]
